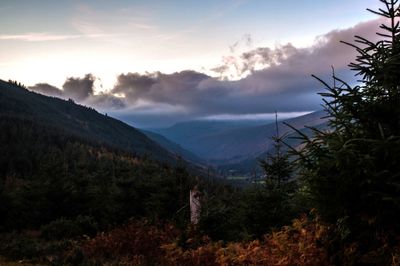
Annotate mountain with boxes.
[0,79,176,163]
[194,110,327,162]
[149,119,272,155]
[150,111,329,172]
[0,79,202,235]
[217,121,329,174]
[141,129,205,165]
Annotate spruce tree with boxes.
[260,112,293,188]
[291,0,400,255]
[243,113,296,237]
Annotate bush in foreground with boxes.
[75,215,330,265]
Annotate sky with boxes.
[0,0,384,127]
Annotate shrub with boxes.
[41,215,98,240]
[163,214,331,266]
[81,220,179,265]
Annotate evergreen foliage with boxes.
[0,116,196,231]
[260,113,294,187]
[247,114,297,237]
[0,79,177,163]
[289,0,400,261]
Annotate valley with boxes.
[146,110,328,177]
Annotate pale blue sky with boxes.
[0,0,379,89]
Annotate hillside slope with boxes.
[198,110,327,161]
[141,130,205,165]
[150,120,268,149]
[151,111,328,164]
[0,79,175,162]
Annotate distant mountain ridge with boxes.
[150,110,329,171]
[150,119,273,156]
[141,129,205,165]
[0,79,176,163]
[150,120,270,146]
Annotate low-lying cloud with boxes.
[29,18,382,127]
[29,74,125,110]
[63,74,95,101]
[29,83,64,97]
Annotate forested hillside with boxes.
[0,82,201,229]
[0,80,175,162]
[0,81,198,262]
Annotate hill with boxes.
[0,79,176,163]
[0,79,198,232]
[199,110,327,161]
[150,119,270,150]
[141,129,205,165]
[150,111,328,169]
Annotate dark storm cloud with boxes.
[62,74,95,101]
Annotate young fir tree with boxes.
[242,112,297,237]
[260,112,293,189]
[291,0,400,259]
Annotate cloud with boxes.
[29,18,384,127]
[204,111,312,121]
[71,3,158,38]
[112,71,212,107]
[84,93,126,110]
[0,33,81,42]
[29,83,63,97]
[106,68,322,128]
[29,74,125,111]
[0,32,109,42]
[212,18,383,80]
[109,19,382,122]
[62,74,95,101]
[229,33,253,53]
